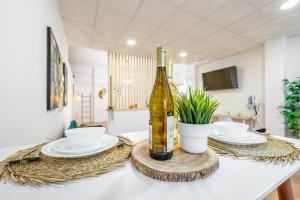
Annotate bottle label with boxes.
[167,116,174,152]
[149,124,152,150]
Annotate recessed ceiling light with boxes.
[179,52,188,58]
[280,0,299,10]
[126,39,136,46]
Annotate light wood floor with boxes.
[265,170,300,200]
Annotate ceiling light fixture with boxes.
[280,0,299,10]
[126,39,136,46]
[179,52,188,58]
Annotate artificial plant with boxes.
[176,87,220,124]
[278,77,300,138]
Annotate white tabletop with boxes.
[0,130,299,200]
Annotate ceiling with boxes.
[58,0,300,64]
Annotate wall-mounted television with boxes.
[202,66,238,91]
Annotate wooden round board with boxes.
[131,140,219,182]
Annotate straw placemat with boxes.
[0,136,132,186]
[208,135,300,164]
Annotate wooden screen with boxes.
[108,52,156,110]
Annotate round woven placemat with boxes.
[0,136,132,185]
[208,136,300,164]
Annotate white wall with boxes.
[174,63,196,92]
[108,110,149,135]
[0,0,73,147]
[196,47,265,129]
[264,37,286,136]
[69,46,108,123]
[173,63,186,92]
[94,67,109,122]
[286,35,300,80]
[185,64,197,90]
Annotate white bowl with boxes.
[213,121,249,138]
[65,127,105,146]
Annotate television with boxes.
[202,66,238,91]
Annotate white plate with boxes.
[209,130,267,145]
[41,134,119,158]
[52,138,108,155]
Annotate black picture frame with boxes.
[63,62,68,107]
[47,26,61,110]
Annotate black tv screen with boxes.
[202,66,238,91]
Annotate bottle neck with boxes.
[166,61,174,80]
[156,66,167,77]
[155,66,168,85]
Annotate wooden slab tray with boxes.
[131,140,219,182]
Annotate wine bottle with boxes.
[166,60,178,145]
[149,47,174,160]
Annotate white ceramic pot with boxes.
[178,122,211,154]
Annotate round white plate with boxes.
[41,134,119,158]
[52,138,108,155]
[209,130,267,145]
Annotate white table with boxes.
[0,130,299,200]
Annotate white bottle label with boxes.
[167,116,174,152]
[149,125,152,150]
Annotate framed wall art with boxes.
[63,62,68,107]
[47,26,63,110]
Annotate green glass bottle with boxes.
[166,60,178,145]
[149,47,174,160]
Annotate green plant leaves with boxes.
[176,87,220,125]
[278,77,300,138]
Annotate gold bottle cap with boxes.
[157,47,166,68]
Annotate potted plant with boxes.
[278,78,300,138]
[176,87,219,153]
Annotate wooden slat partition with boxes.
[108,52,156,110]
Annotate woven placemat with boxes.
[0,136,132,185]
[208,135,300,164]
